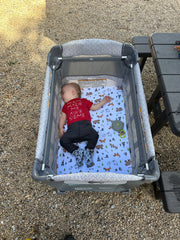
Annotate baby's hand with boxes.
[103,96,111,103]
[59,128,65,138]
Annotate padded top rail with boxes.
[62,39,123,57]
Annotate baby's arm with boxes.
[90,96,111,111]
[58,112,67,138]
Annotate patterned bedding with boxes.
[57,86,132,175]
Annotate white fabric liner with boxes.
[57,84,132,175]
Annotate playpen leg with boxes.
[57,189,66,195]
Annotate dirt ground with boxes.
[0,0,180,239]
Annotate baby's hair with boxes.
[61,82,81,98]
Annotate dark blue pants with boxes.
[60,120,99,153]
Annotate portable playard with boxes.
[32,39,159,194]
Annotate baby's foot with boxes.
[72,148,84,167]
[84,149,95,168]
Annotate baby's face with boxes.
[61,85,77,103]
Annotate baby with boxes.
[59,82,111,167]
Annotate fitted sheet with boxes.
[57,85,132,175]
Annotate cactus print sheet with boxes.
[57,86,132,175]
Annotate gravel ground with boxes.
[1,0,180,239]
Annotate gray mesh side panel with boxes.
[123,76,140,171]
[61,60,125,79]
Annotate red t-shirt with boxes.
[62,98,93,126]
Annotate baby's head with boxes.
[61,82,81,103]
